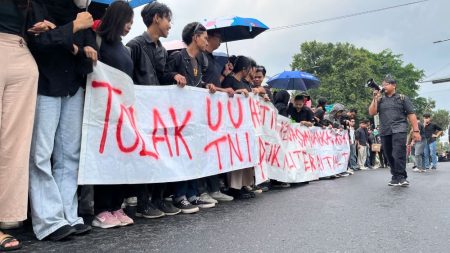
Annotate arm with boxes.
[407,114,421,142]
[368,90,381,116]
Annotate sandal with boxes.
[0,233,22,251]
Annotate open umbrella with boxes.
[267,71,320,91]
[203,16,268,55]
[89,0,153,19]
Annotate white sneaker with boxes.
[210,191,234,202]
[198,193,218,204]
[360,167,369,170]
[412,168,420,172]
[346,169,354,175]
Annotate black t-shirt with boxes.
[355,127,368,146]
[424,122,442,143]
[0,1,26,36]
[287,103,314,123]
[99,40,133,78]
[221,75,251,92]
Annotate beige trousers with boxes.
[0,33,38,222]
[227,167,255,190]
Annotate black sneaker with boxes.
[241,187,256,198]
[399,179,410,187]
[431,166,437,170]
[136,203,165,219]
[388,179,401,186]
[190,198,215,209]
[72,223,91,235]
[174,199,199,214]
[154,200,181,216]
[47,225,76,241]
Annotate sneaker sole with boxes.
[197,203,216,209]
[213,197,234,202]
[135,213,165,219]
[49,228,77,241]
[118,221,134,226]
[162,210,181,216]
[92,220,120,229]
[180,208,200,214]
[388,183,402,186]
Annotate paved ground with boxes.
[10,162,450,252]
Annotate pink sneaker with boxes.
[112,209,134,226]
[92,211,121,229]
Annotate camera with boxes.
[366,78,384,93]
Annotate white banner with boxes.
[78,62,349,185]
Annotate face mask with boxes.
[74,0,91,9]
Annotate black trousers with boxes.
[94,185,126,215]
[198,175,220,194]
[381,133,408,180]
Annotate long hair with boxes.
[97,1,133,43]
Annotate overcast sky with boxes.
[123,0,450,113]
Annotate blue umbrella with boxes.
[91,0,152,8]
[267,71,320,91]
[203,16,269,43]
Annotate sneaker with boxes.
[228,188,252,200]
[72,223,92,235]
[431,166,437,170]
[198,193,219,204]
[388,179,401,186]
[112,209,134,226]
[339,172,350,177]
[399,179,410,187]
[47,225,76,241]
[155,200,181,216]
[412,168,421,172]
[190,198,216,209]
[174,199,199,214]
[125,197,137,207]
[347,169,354,175]
[136,203,165,219]
[92,211,121,229]
[210,191,234,202]
[360,167,369,170]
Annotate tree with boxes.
[414,97,436,117]
[432,109,450,132]
[291,41,425,120]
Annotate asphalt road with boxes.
[12,162,450,252]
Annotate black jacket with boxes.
[165,48,208,87]
[28,0,95,97]
[127,32,172,85]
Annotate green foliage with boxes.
[432,109,450,132]
[291,41,425,120]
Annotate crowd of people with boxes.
[0,0,444,251]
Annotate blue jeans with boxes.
[424,140,438,169]
[414,139,426,169]
[348,144,358,169]
[29,88,84,240]
[174,179,198,202]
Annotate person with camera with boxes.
[368,75,420,187]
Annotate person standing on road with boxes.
[423,113,443,170]
[369,75,421,187]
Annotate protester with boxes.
[274,90,290,117]
[221,56,256,199]
[165,22,218,212]
[373,127,388,168]
[252,65,272,102]
[28,0,95,240]
[91,1,135,229]
[355,120,369,170]
[369,75,420,186]
[423,113,443,170]
[411,118,427,172]
[314,97,327,127]
[347,119,359,172]
[0,0,44,250]
[287,94,314,126]
[198,29,235,202]
[366,127,375,169]
[126,1,180,219]
[324,103,346,129]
